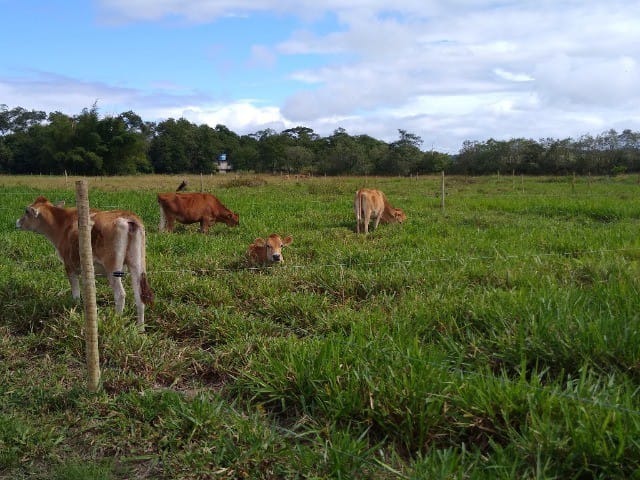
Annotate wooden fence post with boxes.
[441,170,445,213]
[75,180,101,392]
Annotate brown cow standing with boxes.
[157,192,239,233]
[354,188,407,234]
[16,196,154,329]
[247,234,293,265]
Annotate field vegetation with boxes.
[1,173,639,479]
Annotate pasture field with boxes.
[1,173,640,479]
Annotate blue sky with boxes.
[2,0,640,152]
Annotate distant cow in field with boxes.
[247,234,293,265]
[176,179,188,191]
[354,188,407,234]
[16,196,154,329]
[157,192,239,233]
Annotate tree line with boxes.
[1,104,639,176]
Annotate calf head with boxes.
[393,208,407,223]
[16,196,55,232]
[249,234,293,264]
[223,211,240,227]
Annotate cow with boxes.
[157,192,239,233]
[247,234,293,265]
[176,179,188,191]
[16,196,154,329]
[354,188,407,234]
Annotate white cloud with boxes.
[534,55,640,108]
[149,101,291,134]
[5,1,640,153]
[494,68,534,83]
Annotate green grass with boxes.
[1,174,640,478]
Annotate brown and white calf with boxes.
[354,188,407,234]
[247,234,293,265]
[157,192,239,233]
[16,196,154,328]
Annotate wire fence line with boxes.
[1,179,639,202]
[10,246,640,278]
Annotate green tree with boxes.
[419,150,452,173]
[379,129,423,175]
[98,114,150,174]
[149,118,197,173]
[233,135,260,172]
[0,105,46,135]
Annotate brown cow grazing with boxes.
[16,196,154,329]
[354,188,407,234]
[247,234,293,265]
[157,192,239,233]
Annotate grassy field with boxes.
[1,173,639,479]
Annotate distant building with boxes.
[217,153,232,174]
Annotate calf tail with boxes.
[355,191,362,233]
[140,272,154,306]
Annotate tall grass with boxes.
[1,174,639,478]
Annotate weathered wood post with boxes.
[441,170,445,213]
[75,180,101,392]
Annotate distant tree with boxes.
[0,105,46,135]
[419,150,452,173]
[252,129,288,173]
[233,135,260,171]
[149,118,197,173]
[98,113,150,174]
[0,137,11,172]
[316,129,359,175]
[4,103,640,176]
[378,129,423,175]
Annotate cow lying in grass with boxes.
[157,192,239,233]
[16,196,154,329]
[247,234,293,265]
[354,188,407,234]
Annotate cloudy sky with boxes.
[2,0,639,152]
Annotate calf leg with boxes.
[108,275,126,314]
[68,272,81,300]
[106,219,130,314]
[128,268,145,330]
[158,206,167,232]
[126,224,148,330]
[373,214,382,231]
[166,215,175,233]
[199,219,210,233]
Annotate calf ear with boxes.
[282,235,293,246]
[28,206,40,217]
[253,238,265,246]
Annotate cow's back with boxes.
[158,192,208,222]
[356,189,385,218]
[91,210,143,249]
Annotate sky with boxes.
[1,0,640,153]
